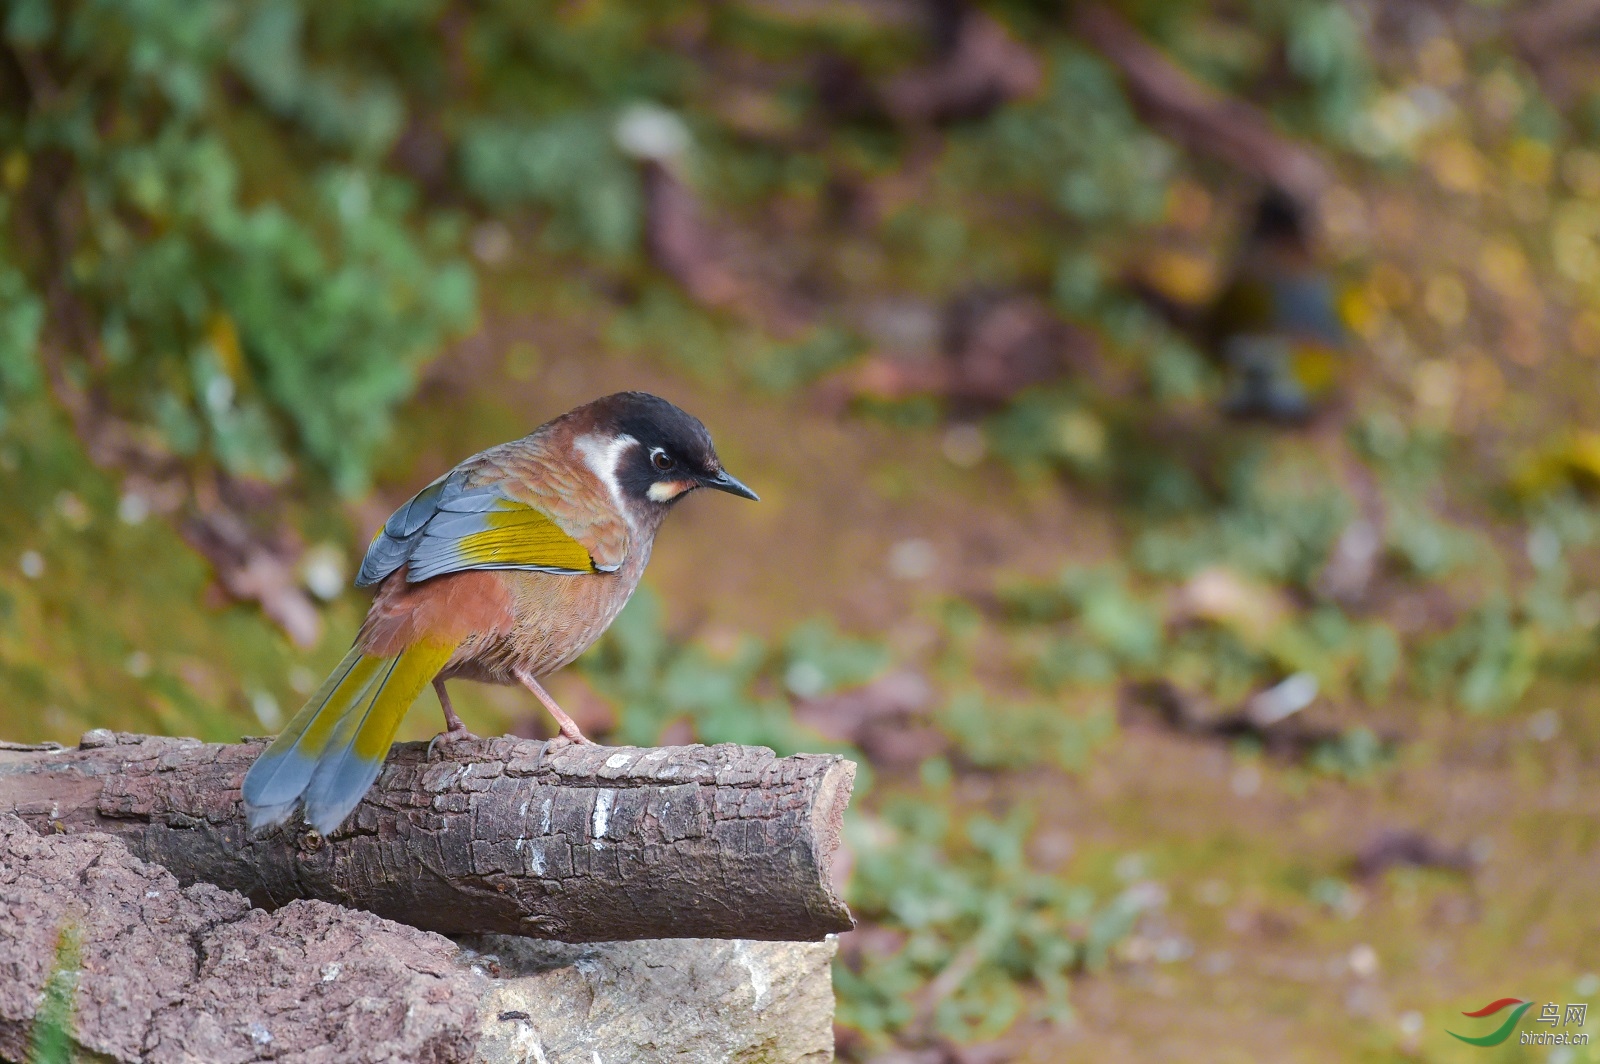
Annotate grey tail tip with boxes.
[307,813,343,837]
[243,799,300,833]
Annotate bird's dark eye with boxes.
[651,449,675,472]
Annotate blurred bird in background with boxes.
[242,392,758,835]
[1204,188,1350,422]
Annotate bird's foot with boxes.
[538,722,597,750]
[427,724,480,759]
[555,723,598,746]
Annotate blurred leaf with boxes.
[938,690,1113,771]
[783,618,891,698]
[1309,726,1391,780]
[459,114,641,256]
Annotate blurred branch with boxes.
[1120,680,1390,758]
[1511,0,1600,52]
[642,160,744,311]
[1072,3,1333,209]
[1509,0,1600,104]
[883,5,1044,124]
[42,347,319,646]
[821,291,1098,409]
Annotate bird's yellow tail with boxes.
[241,639,459,834]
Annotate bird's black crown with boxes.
[588,391,758,506]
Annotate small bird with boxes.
[1205,188,1349,422]
[241,392,757,835]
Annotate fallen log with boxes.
[0,732,855,943]
[0,815,838,1064]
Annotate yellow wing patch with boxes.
[402,493,602,583]
[452,505,598,572]
[357,469,607,587]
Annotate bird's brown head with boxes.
[571,392,758,513]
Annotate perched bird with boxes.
[242,392,758,835]
[1205,188,1349,422]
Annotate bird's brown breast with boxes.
[447,533,654,684]
[357,542,652,684]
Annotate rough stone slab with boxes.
[0,817,836,1063]
[465,936,836,1064]
[0,815,482,1064]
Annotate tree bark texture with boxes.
[0,815,838,1064]
[0,732,855,943]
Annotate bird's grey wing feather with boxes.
[354,469,468,587]
[355,452,612,588]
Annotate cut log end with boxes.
[813,757,855,910]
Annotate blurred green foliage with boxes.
[461,113,641,255]
[0,0,1390,493]
[839,801,1091,1041]
[6,0,476,493]
[938,689,1114,772]
[578,586,823,752]
[0,407,325,740]
[946,44,1173,228]
[1150,0,1372,144]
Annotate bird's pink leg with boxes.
[428,677,479,756]
[515,668,596,744]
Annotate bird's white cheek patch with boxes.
[647,479,693,503]
[575,433,639,514]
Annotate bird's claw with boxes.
[427,725,480,759]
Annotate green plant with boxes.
[577,587,874,753]
[838,801,1098,1044]
[28,920,81,1064]
[938,689,1115,772]
[6,1,476,494]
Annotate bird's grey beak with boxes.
[703,469,759,501]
